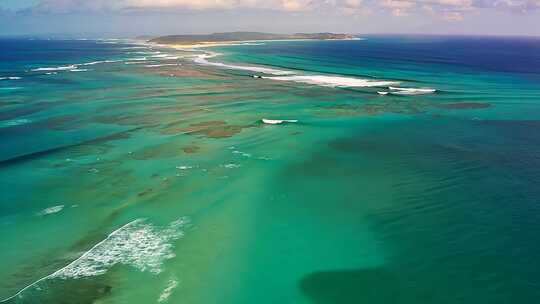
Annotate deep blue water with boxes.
[0,39,126,71]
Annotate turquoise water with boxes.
[1,36,540,303]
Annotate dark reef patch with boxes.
[92,113,159,127]
[299,268,405,304]
[434,102,491,110]
[316,102,424,117]
[184,120,248,138]
[182,145,201,154]
[0,129,136,168]
[130,141,183,160]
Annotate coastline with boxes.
[148,37,363,50]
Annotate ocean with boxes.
[1,35,540,303]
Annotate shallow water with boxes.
[1,36,540,303]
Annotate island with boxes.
[148,32,356,47]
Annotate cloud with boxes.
[13,0,540,21]
[26,0,315,12]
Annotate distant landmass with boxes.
[149,32,355,45]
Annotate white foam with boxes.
[145,64,182,68]
[0,77,21,80]
[129,51,155,55]
[31,65,78,72]
[51,218,187,279]
[81,60,121,66]
[158,278,179,303]
[223,163,241,169]
[121,46,150,50]
[0,218,189,304]
[38,205,64,216]
[151,54,171,58]
[262,119,298,125]
[193,52,294,76]
[264,75,398,88]
[1,119,31,127]
[176,165,192,170]
[70,69,90,72]
[377,91,389,95]
[388,86,436,95]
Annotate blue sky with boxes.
[1,0,539,36]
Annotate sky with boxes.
[1,0,540,37]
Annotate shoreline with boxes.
[147,37,363,50]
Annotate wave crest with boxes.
[264,75,398,88]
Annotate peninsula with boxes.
[149,31,356,47]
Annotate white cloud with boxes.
[18,0,540,21]
[29,0,316,12]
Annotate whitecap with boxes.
[1,119,31,127]
[151,54,171,58]
[0,217,191,302]
[388,86,436,95]
[193,53,294,76]
[121,46,150,50]
[158,278,179,303]
[38,205,64,216]
[232,150,252,158]
[223,163,241,169]
[176,165,193,170]
[31,65,78,72]
[0,76,21,80]
[145,64,182,68]
[264,75,397,88]
[81,60,121,66]
[70,69,90,72]
[262,119,298,125]
[51,218,188,279]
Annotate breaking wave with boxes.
[263,75,398,88]
[193,52,294,76]
[31,65,78,72]
[388,86,437,95]
[0,218,189,302]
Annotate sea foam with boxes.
[0,218,189,303]
[51,218,188,279]
[128,57,148,61]
[264,75,398,88]
[193,53,294,76]
[32,60,119,73]
[158,278,179,303]
[0,77,22,80]
[37,205,64,216]
[31,65,78,72]
[1,119,31,127]
[145,64,182,68]
[81,60,121,66]
[151,54,172,58]
[388,86,436,95]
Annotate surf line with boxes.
[0,219,142,303]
